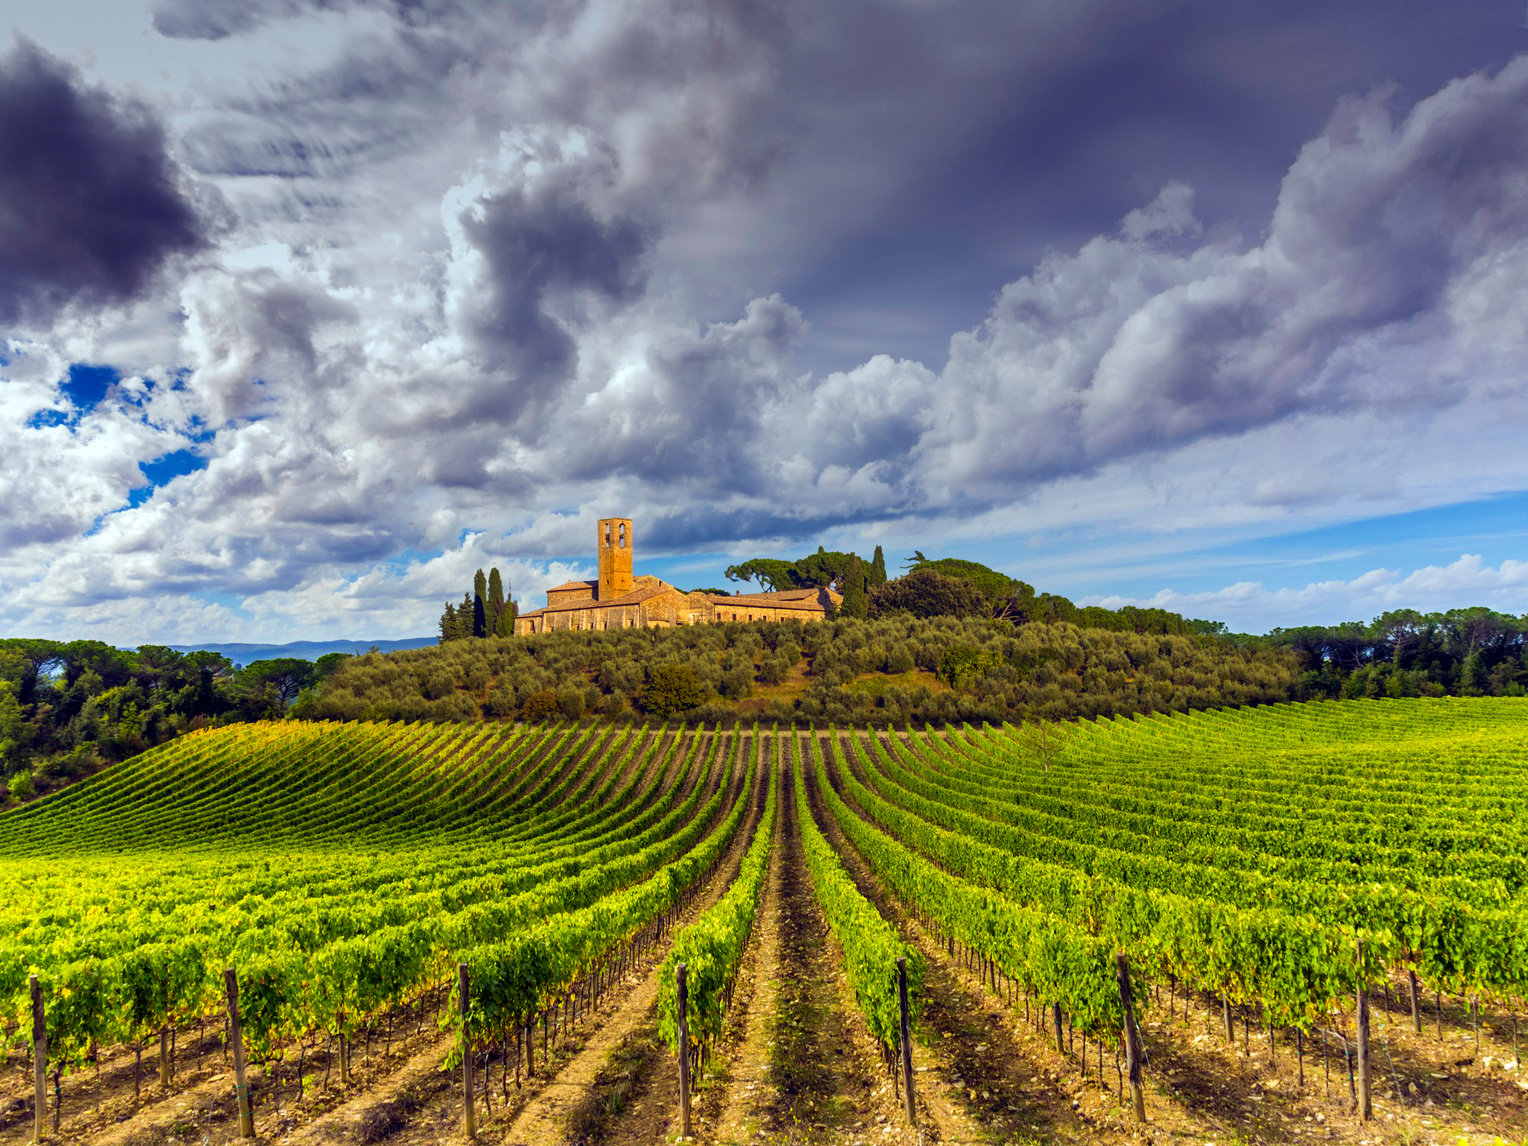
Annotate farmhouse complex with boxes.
[514,518,841,634]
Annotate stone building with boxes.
[514,518,841,635]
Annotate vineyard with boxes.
[2,699,1527,1144]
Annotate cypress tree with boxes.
[472,569,488,638]
[840,555,869,619]
[487,568,506,634]
[869,545,888,588]
[496,588,517,637]
[438,601,457,643]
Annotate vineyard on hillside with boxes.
[1,700,1526,1145]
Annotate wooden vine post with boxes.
[223,969,255,1139]
[30,974,47,1144]
[898,956,916,1125]
[1356,941,1372,1121]
[1115,953,1146,1122]
[459,963,476,1140]
[677,962,692,1140]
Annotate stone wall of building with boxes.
[511,519,842,636]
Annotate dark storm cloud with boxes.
[0,40,206,325]
[641,503,898,552]
[466,190,650,404]
[912,54,1528,504]
[776,0,1528,376]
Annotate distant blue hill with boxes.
[167,638,436,668]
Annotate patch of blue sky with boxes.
[645,552,743,591]
[24,362,126,429]
[140,448,208,487]
[1041,491,1528,606]
[60,363,119,414]
[123,448,210,509]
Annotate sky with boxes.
[4,0,1528,644]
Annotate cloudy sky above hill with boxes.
[4,0,1528,643]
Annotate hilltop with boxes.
[300,615,1299,726]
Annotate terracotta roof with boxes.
[546,579,598,592]
[705,588,835,611]
[532,581,677,614]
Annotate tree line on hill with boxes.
[1264,607,1528,698]
[303,611,1298,727]
[13,547,1528,803]
[0,640,347,805]
[727,546,1224,636]
[438,567,517,641]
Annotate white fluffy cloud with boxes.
[4,6,1528,644]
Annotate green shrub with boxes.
[521,690,561,722]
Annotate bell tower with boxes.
[597,517,633,600]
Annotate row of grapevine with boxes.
[809,733,1127,1040]
[793,734,923,1064]
[3,724,754,1096]
[656,733,780,1074]
[913,714,1528,1002]
[449,732,765,1065]
[807,700,1528,1063]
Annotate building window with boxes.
[618,522,626,548]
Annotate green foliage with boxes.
[7,769,33,801]
[473,569,488,638]
[642,663,707,719]
[10,701,1527,1097]
[306,615,1302,727]
[658,740,777,1066]
[937,644,999,689]
[868,545,887,588]
[870,568,989,619]
[487,568,507,634]
[905,553,1028,609]
[439,566,516,642]
[1,721,761,1080]
[0,638,245,799]
[839,554,869,620]
[556,685,587,721]
[236,658,318,715]
[1265,606,1528,699]
[757,656,790,686]
[796,735,922,1053]
[723,559,800,593]
[726,548,861,592]
[521,689,562,722]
